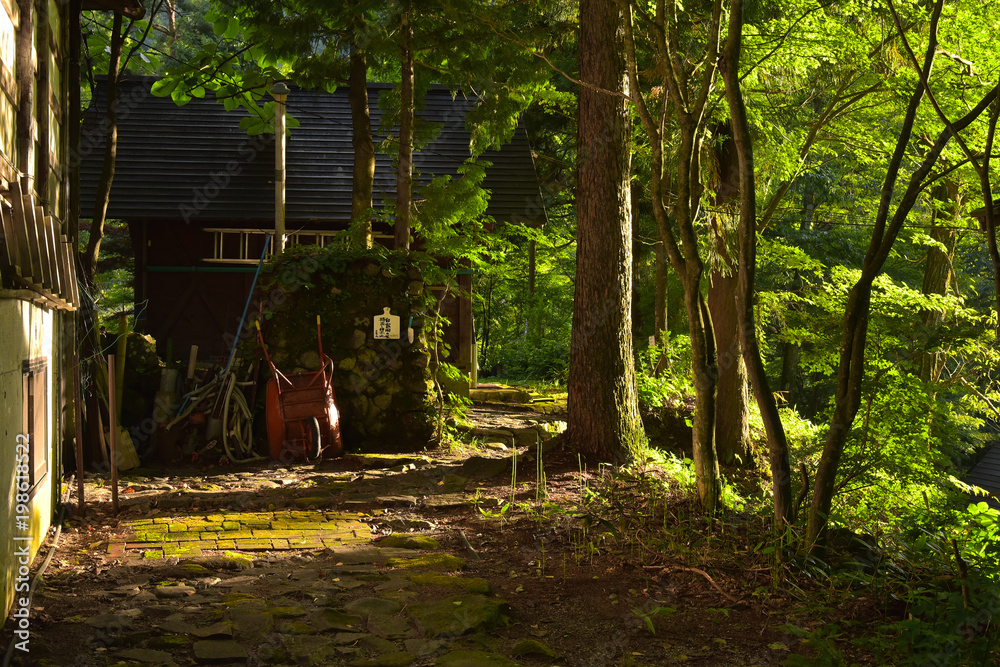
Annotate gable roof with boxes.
[79,77,545,226]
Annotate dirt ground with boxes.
[2,404,816,666]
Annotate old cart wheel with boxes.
[306,417,322,462]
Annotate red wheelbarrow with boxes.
[257,316,343,462]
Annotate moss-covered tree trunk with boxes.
[622,0,724,512]
[721,0,793,526]
[708,244,750,466]
[394,4,414,251]
[566,0,643,464]
[348,26,375,249]
[82,11,124,284]
[707,126,750,466]
[919,182,958,384]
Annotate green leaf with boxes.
[150,79,176,97]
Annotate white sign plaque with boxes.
[374,307,400,340]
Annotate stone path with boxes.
[14,418,568,667]
[11,411,790,666]
[116,511,371,559]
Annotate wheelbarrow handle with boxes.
[256,319,277,374]
[316,315,324,361]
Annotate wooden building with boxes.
[79,76,546,381]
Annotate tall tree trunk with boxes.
[567,0,643,464]
[919,182,958,383]
[721,0,794,526]
[349,26,375,249]
[167,0,177,57]
[394,5,414,251]
[708,249,750,466]
[82,11,125,284]
[708,126,750,466]
[621,0,724,512]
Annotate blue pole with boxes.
[225,234,273,375]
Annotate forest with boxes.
[74,0,1000,663]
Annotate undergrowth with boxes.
[475,436,1000,665]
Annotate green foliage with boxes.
[486,337,568,383]
[634,334,694,410]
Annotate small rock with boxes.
[154,584,196,599]
[350,329,367,350]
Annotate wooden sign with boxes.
[374,307,400,340]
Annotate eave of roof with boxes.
[79,77,546,227]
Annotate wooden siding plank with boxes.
[43,215,62,297]
[8,179,37,281]
[0,198,19,273]
[33,203,54,290]
[61,234,77,306]
[23,196,49,289]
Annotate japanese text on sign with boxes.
[374,307,400,340]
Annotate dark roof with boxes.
[82,0,145,18]
[79,77,545,226]
[967,444,1000,509]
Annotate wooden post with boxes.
[187,345,198,380]
[73,354,85,516]
[270,83,290,254]
[37,0,50,202]
[15,0,34,177]
[108,353,118,515]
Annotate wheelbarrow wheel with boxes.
[306,417,322,462]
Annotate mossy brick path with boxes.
[111,510,371,559]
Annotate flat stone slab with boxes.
[192,639,247,662]
[408,595,510,638]
[379,534,440,550]
[117,648,176,664]
[345,597,404,617]
[348,652,417,667]
[386,554,466,571]
[435,649,521,666]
